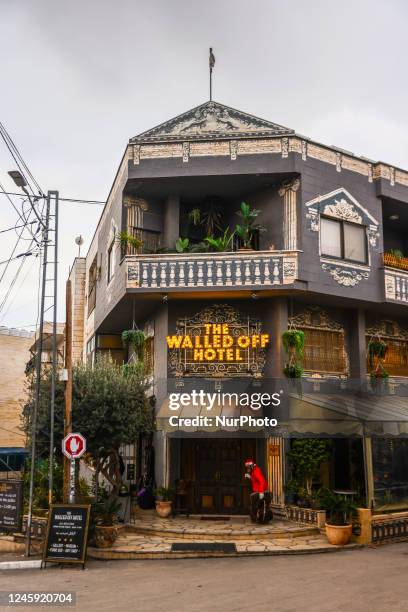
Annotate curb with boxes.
[0,559,42,570]
[88,543,363,561]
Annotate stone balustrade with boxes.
[384,267,408,303]
[126,250,299,291]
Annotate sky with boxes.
[0,0,407,329]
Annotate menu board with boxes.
[0,480,22,531]
[43,504,91,567]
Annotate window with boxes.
[96,334,126,365]
[88,256,97,315]
[320,216,367,264]
[107,238,115,283]
[144,336,154,376]
[289,308,348,376]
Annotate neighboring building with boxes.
[0,327,33,472]
[68,100,408,514]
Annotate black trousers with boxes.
[250,492,273,524]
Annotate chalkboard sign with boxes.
[42,504,91,568]
[0,480,22,531]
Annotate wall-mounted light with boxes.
[251,292,259,300]
[162,293,168,302]
[389,214,399,221]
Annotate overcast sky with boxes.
[0,0,407,329]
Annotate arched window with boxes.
[288,308,348,376]
[366,321,408,377]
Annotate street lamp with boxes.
[8,170,46,229]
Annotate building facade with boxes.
[68,101,408,515]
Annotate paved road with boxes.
[1,544,408,611]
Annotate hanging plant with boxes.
[282,329,304,379]
[282,330,305,359]
[122,329,145,361]
[367,339,388,369]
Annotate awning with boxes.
[287,392,408,437]
[0,447,27,455]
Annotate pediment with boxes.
[130,101,294,143]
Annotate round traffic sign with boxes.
[62,433,86,460]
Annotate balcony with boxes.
[125,250,299,291]
[383,253,408,304]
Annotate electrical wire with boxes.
[0,121,43,197]
[0,220,36,234]
[0,190,105,205]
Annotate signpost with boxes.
[62,433,86,504]
[42,504,91,569]
[0,480,23,532]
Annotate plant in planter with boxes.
[93,497,122,548]
[234,202,265,250]
[118,230,143,253]
[204,228,235,252]
[282,329,305,379]
[323,491,356,546]
[175,237,190,253]
[154,486,175,518]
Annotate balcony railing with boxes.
[384,267,408,303]
[126,250,299,290]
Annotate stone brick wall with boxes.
[68,258,86,363]
[0,329,33,448]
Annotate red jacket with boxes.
[250,465,268,493]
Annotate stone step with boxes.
[88,533,362,561]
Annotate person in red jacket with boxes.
[245,459,272,523]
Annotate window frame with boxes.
[87,256,98,316]
[320,215,368,265]
[107,237,115,284]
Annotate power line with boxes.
[0,220,36,234]
[0,121,43,197]
[0,190,105,205]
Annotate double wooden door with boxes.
[181,438,256,514]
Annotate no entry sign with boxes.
[62,433,86,460]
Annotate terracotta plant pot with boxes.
[94,525,118,548]
[155,500,173,518]
[325,523,352,546]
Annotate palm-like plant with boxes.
[235,202,265,249]
[204,228,234,252]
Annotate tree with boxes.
[287,439,331,497]
[22,360,154,501]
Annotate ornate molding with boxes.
[289,307,343,332]
[131,101,293,144]
[366,320,408,341]
[322,199,362,223]
[279,177,300,197]
[321,263,370,287]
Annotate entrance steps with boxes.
[125,514,319,540]
[87,514,362,560]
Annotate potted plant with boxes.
[204,227,235,252]
[118,230,143,254]
[154,486,175,518]
[324,492,356,546]
[93,498,122,548]
[175,237,190,253]
[234,202,265,250]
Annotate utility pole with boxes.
[48,191,59,506]
[25,195,50,557]
[63,279,73,503]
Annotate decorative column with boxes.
[267,437,285,508]
[279,178,300,251]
